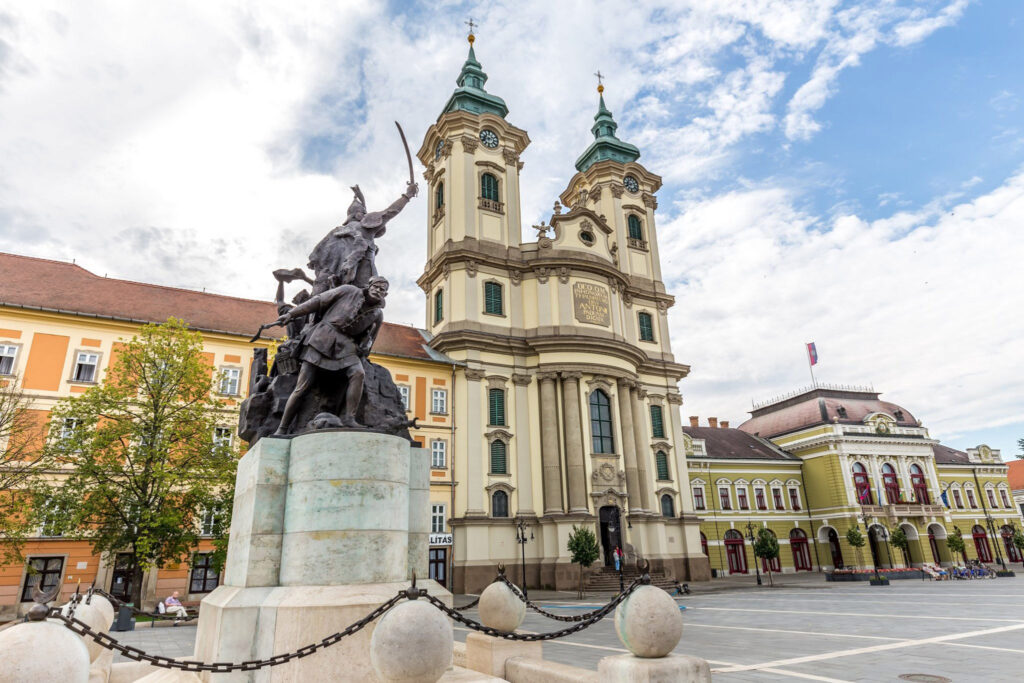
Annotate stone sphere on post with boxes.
[87,593,116,629]
[478,581,526,632]
[613,585,683,658]
[0,620,91,683]
[61,599,109,662]
[370,600,453,682]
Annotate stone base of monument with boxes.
[193,430,448,682]
[597,654,711,682]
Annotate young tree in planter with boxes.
[567,525,600,599]
[0,377,48,563]
[846,526,866,568]
[753,528,780,586]
[1012,528,1024,567]
[946,530,967,565]
[37,319,238,607]
[889,527,910,567]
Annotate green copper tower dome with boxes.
[574,84,640,172]
[441,33,509,118]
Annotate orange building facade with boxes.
[0,252,455,619]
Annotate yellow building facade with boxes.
[0,252,457,618]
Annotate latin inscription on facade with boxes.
[573,282,611,326]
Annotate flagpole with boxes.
[806,343,817,388]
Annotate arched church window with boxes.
[490,440,507,475]
[491,490,508,518]
[655,451,670,481]
[882,463,900,504]
[589,389,614,454]
[660,494,675,517]
[434,289,443,324]
[481,173,500,201]
[435,181,444,209]
[627,214,643,241]
[852,462,872,505]
[910,464,929,504]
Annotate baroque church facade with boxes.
[415,36,708,592]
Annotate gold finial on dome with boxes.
[594,69,605,93]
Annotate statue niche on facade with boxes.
[238,122,419,443]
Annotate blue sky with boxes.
[0,0,1021,458]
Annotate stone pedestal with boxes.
[597,654,710,682]
[464,633,542,679]
[196,431,449,682]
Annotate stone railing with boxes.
[627,237,648,251]
[479,197,504,214]
[861,503,945,518]
[432,205,444,224]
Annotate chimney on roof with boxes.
[708,417,718,428]
[689,416,699,428]
[720,420,729,429]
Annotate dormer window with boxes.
[894,409,904,421]
[836,405,847,418]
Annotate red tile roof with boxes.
[1008,460,1024,492]
[0,252,445,362]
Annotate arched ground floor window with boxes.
[826,528,844,568]
[791,529,812,571]
[724,529,747,574]
[973,525,993,563]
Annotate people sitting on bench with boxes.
[163,591,188,619]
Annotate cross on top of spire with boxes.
[594,70,605,93]
[465,17,477,42]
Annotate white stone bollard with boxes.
[477,581,526,632]
[613,585,682,657]
[86,593,116,630]
[0,604,91,683]
[370,600,453,682]
[62,598,111,662]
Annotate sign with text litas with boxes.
[429,533,453,546]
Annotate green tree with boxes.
[1012,528,1024,565]
[889,527,910,567]
[753,528,780,586]
[0,376,48,563]
[946,529,967,565]
[567,525,600,599]
[1017,438,1024,460]
[37,319,238,606]
[846,526,866,568]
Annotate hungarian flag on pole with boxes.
[806,342,818,366]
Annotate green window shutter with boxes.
[638,312,654,341]
[490,440,507,474]
[488,388,506,426]
[589,390,615,454]
[484,282,503,315]
[628,215,643,240]
[481,173,499,201]
[656,451,670,480]
[435,182,444,209]
[434,289,443,323]
[650,405,664,438]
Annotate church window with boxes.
[649,405,664,438]
[435,182,444,209]
[655,451,670,481]
[434,289,443,323]
[481,173,500,201]
[660,494,675,517]
[638,312,655,342]
[484,281,503,315]
[589,390,614,454]
[491,490,509,518]
[627,215,643,241]
[490,440,507,475]
[488,388,506,426]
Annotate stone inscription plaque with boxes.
[573,282,611,326]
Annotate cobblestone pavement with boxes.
[110,573,1024,681]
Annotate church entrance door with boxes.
[599,506,623,567]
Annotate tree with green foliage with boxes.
[1017,438,1024,460]
[846,526,866,568]
[1012,528,1024,566]
[753,528,780,586]
[37,318,238,606]
[946,529,967,565]
[889,527,910,567]
[567,525,600,599]
[0,376,48,563]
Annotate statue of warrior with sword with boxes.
[245,122,419,437]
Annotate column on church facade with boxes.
[465,368,487,514]
[616,378,643,512]
[561,372,589,513]
[630,384,652,510]
[512,373,535,514]
[538,372,564,514]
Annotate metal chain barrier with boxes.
[454,595,481,611]
[497,575,607,622]
[45,593,404,673]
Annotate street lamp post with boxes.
[745,521,762,587]
[514,517,533,600]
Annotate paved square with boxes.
[111,575,1024,681]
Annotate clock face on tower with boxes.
[479,129,499,149]
[623,175,639,193]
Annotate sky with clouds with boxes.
[1,1,1021,458]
